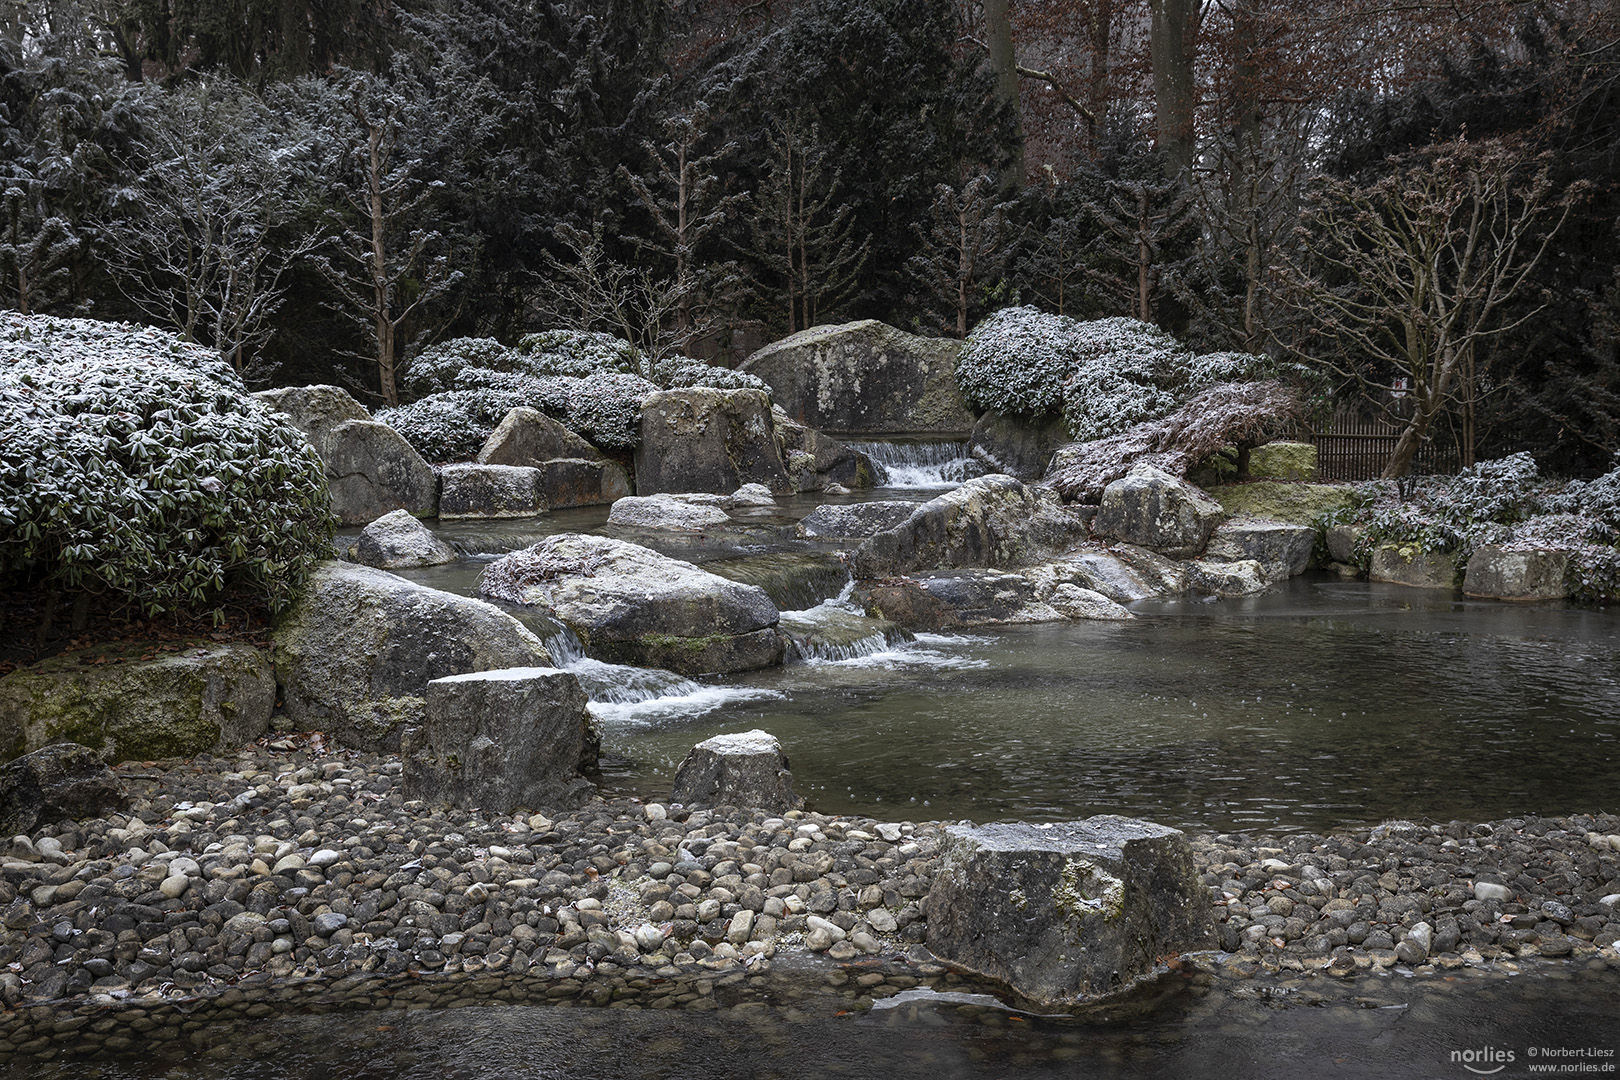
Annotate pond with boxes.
[395,485,1620,837]
[17,962,1620,1080]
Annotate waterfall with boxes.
[848,440,982,489]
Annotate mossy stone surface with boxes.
[1210,481,1360,526]
[0,641,274,763]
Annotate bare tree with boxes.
[616,104,743,347]
[103,81,321,382]
[1277,137,1580,478]
[908,175,1006,337]
[307,70,470,408]
[744,117,870,334]
[530,221,687,374]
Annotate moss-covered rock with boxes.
[1210,481,1360,526]
[0,642,274,763]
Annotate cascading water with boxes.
[537,625,780,725]
[848,440,983,489]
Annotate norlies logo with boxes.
[1453,1047,1517,1074]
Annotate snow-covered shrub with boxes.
[563,372,657,449]
[1045,381,1302,502]
[1,310,245,390]
[957,306,1076,417]
[516,329,639,377]
[375,389,527,463]
[653,357,771,394]
[400,337,514,399]
[959,308,1266,441]
[0,314,333,619]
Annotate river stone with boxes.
[924,816,1212,1007]
[968,411,1069,480]
[1326,523,1365,564]
[607,493,731,530]
[741,320,974,437]
[1046,583,1134,620]
[0,744,124,835]
[0,642,274,763]
[254,385,438,524]
[774,416,881,491]
[1203,519,1315,581]
[402,667,595,813]
[1462,545,1570,601]
[668,730,803,813]
[1095,465,1225,558]
[1187,558,1270,597]
[1370,546,1457,590]
[272,561,553,751]
[863,571,1057,630]
[850,475,1090,578]
[796,501,918,540]
[355,510,457,569]
[1023,552,1164,604]
[438,463,544,520]
[635,388,790,495]
[778,608,912,661]
[479,535,784,676]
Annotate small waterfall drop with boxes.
[849,440,982,489]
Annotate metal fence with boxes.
[1308,409,1461,481]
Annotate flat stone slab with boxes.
[1204,519,1315,581]
[925,816,1211,1007]
[438,464,544,520]
[1370,545,1457,590]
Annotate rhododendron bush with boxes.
[0,313,334,620]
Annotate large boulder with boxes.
[796,501,919,540]
[635,388,790,495]
[478,408,631,508]
[0,743,125,835]
[741,320,974,437]
[1203,519,1315,581]
[271,562,553,752]
[775,415,880,491]
[924,817,1212,1007]
[1022,552,1165,604]
[0,643,274,764]
[478,406,604,466]
[969,411,1069,480]
[479,535,785,676]
[1096,465,1225,558]
[1462,545,1570,601]
[402,668,596,813]
[253,385,438,524]
[355,509,458,569]
[534,458,632,509]
[438,463,544,520]
[849,475,1089,578]
[668,730,803,813]
[1369,546,1457,590]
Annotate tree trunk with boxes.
[982,0,1024,191]
[366,121,398,408]
[1149,0,1198,176]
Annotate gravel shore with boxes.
[0,741,1616,1064]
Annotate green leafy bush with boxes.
[0,313,334,619]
